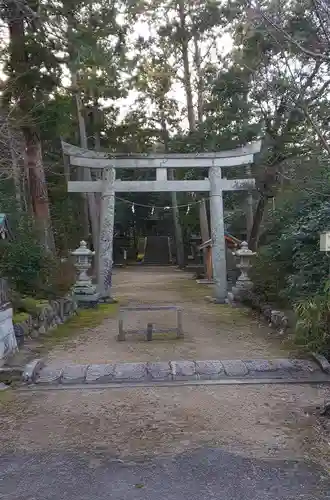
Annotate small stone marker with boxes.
[117,305,184,341]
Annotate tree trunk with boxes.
[92,100,101,224]
[8,127,23,211]
[66,7,98,251]
[93,100,101,151]
[193,34,204,127]
[177,0,196,132]
[248,195,267,251]
[7,6,54,250]
[23,128,55,251]
[71,70,99,253]
[168,168,185,267]
[160,108,185,267]
[90,90,101,222]
[91,92,102,278]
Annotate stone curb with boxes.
[22,358,45,383]
[23,357,330,386]
[311,353,330,374]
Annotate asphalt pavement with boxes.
[1,447,329,499]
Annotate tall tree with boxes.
[1,0,59,251]
[132,54,185,266]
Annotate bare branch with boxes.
[300,104,330,155]
[251,4,330,62]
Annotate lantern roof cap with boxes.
[71,240,95,256]
[234,241,256,256]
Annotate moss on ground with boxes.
[165,278,300,356]
[0,389,14,405]
[13,312,30,324]
[165,278,250,326]
[17,297,49,316]
[40,302,119,349]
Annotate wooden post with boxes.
[118,315,125,341]
[177,308,184,338]
[146,323,153,341]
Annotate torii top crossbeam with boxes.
[62,140,262,169]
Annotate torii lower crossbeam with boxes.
[68,179,253,193]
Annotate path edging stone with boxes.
[22,357,330,386]
[311,353,330,373]
[22,358,45,383]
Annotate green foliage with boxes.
[12,312,30,324]
[49,260,76,296]
[251,244,293,306]
[15,297,49,316]
[294,282,330,356]
[0,230,55,296]
[251,161,330,305]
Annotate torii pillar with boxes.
[209,165,227,303]
[98,167,116,302]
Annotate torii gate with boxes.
[62,140,261,303]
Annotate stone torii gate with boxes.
[62,140,261,303]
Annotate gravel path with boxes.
[1,266,330,498]
[46,266,288,364]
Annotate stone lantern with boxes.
[231,241,256,301]
[71,240,100,307]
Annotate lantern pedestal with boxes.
[72,283,100,308]
[71,241,101,308]
[231,241,256,302]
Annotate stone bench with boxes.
[117,305,184,341]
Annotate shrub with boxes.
[294,282,330,357]
[49,258,76,296]
[250,238,294,306]
[251,181,330,305]
[15,297,49,315]
[0,231,55,297]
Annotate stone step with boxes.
[22,356,330,387]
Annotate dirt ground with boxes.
[1,266,330,468]
[46,266,289,364]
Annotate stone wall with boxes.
[13,297,77,346]
[0,306,18,364]
[240,290,294,335]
